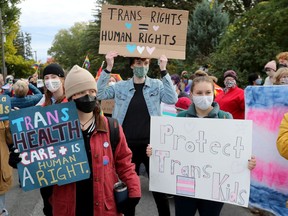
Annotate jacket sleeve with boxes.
[96,70,116,100]
[114,125,141,198]
[277,113,288,160]
[28,84,43,105]
[4,120,13,146]
[160,73,178,105]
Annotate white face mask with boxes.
[192,95,213,110]
[108,81,116,86]
[45,79,62,93]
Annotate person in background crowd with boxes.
[28,72,44,94]
[0,74,4,94]
[273,67,288,85]
[147,76,256,216]
[0,118,13,216]
[248,73,262,86]
[108,74,117,86]
[215,70,245,119]
[10,80,42,109]
[51,65,141,216]
[171,74,181,95]
[97,51,178,216]
[2,75,14,97]
[0,75,13,216]
[175,97,192,113]
[277,111,288,160]
[180,71,192,95]
[38,63,66,216]
[276,51,288,68]
[263,60,277,86]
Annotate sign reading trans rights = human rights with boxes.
[99,5,189,59]
[9,102,91,191]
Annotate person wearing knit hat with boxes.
[175,97,192,113]
[263,60,277,86]
[36,63,67,215]
[49,64,141,216]
[65,65,97,100]
[43,63,65,78]
[36,63,66,106]
[215,70,245,119]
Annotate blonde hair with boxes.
[273,67,288,85]
[13,80,29,97]
[276,52,288,61]
[191,76,215,93]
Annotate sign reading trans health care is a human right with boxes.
[149,116,253,207]
[9,102,91,191]
[99,5,189,59]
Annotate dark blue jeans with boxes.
[174,195,224,216]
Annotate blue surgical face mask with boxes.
[255,78,262,85]
[133,66,149,78]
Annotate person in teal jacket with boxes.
[147,76,256,216]
[177,76,255,216]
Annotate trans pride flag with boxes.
[245,86,288,216]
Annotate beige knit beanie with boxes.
[65,65,97,99]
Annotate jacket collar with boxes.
[127,76,152,91]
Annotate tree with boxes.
[1,0,35,78]
[209,0,288,87]
[48,22,90,70]
[187,0,229,64]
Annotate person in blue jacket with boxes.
[97,51,178,216]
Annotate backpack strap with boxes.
[107,117,120,153]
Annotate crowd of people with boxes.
[0,51,288,216]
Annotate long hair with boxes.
[44,77,65,105]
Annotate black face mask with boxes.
[74,95,97,113]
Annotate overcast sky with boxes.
[19,0,96,62]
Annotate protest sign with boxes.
[99,5,189,59]
[245,86,288,216]
[149,116,252,207]
[0,95,11,121]
[9,102,90,191]
[101,99,115,115]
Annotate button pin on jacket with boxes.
[103,155,109,165]
[103,141,109,148]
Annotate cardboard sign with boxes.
[245,86,288,216]
[9,102,91,191]
[101,99,115,115]
[99,5,189,59]
[0,95,11,121]
[149,116,253,207]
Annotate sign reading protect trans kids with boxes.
[9,102,90,191]
[99,5,189,59]
[149,116,253,207]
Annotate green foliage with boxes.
[209,0,288,87]
[48,22,91,71]
[187,0,229,64]
[1,1,36,78]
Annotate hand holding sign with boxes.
[158,55,168,71]
[105,51,118,72]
